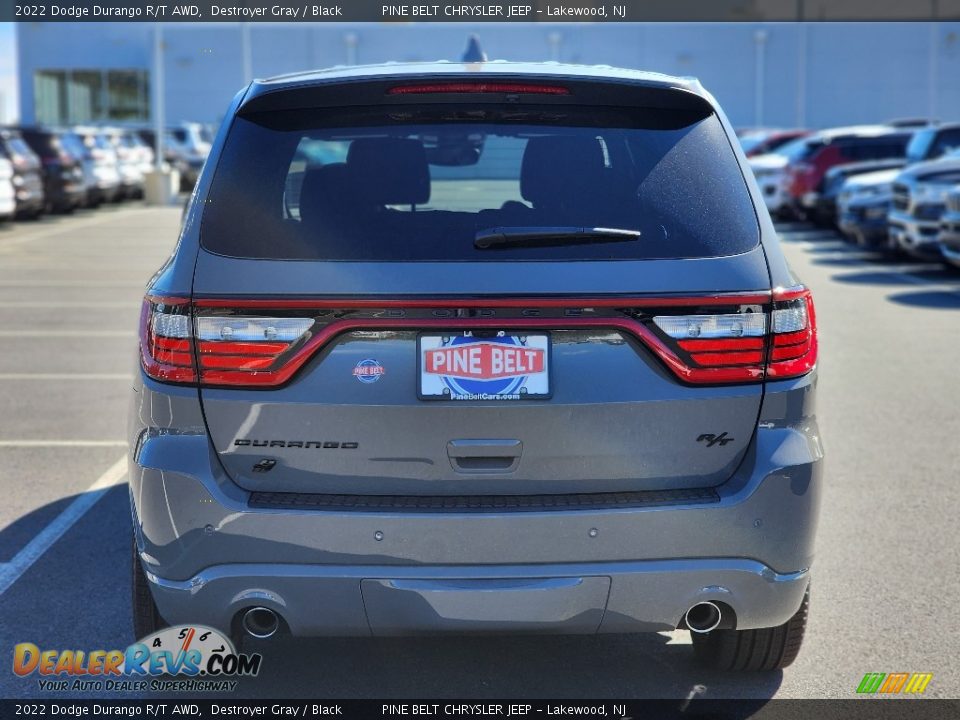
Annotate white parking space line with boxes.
[0,374,133,381]
[0,302,134,309]
[0,456,127,596]
[0,281,144,288]
[0,441,128,448]
[0,330,133,337]
[0,209,145,250]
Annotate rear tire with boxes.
[691,586,809,671]
[131,535,166,640]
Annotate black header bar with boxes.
[3,0,960,23]
[0,700,960,720]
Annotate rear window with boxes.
[201,106,759,261]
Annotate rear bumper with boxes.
[145,558,809,637]
[129,372,822,637]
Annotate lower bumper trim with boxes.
[146,558,810,637]
[249,487,720,513]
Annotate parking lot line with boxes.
[0,208,146,250]
[0,302,133,308]
[0,281,144,287]
[0,330,133,337]
[0,374,133,380]
[0,441,128,447]
[0,455,127,596]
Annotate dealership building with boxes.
[15,20,960,129]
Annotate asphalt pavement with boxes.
[0,206,958,701]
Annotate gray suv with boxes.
[129,63,822,672]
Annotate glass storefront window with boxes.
[33,69,148,124]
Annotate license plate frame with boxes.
[417,331,552,401]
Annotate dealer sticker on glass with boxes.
[418,332,551,401]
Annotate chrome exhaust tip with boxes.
[241,606,279,639]
[685,601,722,634]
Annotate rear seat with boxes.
[298,135,637,259]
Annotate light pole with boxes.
[145,23,176,205]
[796,24,807,127]
[241,23,253,85]
[547,32,562,62]
[754,29,768,129]
[153,23,164,172]
[344,32,358,66]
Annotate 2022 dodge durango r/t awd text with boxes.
[129,63,822,671]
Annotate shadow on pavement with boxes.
[229,632,783,702]
[830,270,922,286]
[0,495,75,563]
[811,256,876,267]
[0,488,784,704]
[886,290,960,310]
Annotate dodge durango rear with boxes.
[128,62,822,672]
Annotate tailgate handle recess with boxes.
[447,439,522,474]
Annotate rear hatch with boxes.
[183,76,780,497]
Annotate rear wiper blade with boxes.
[474,226,642,250]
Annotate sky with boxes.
[0,23,18,123]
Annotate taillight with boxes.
[387,83,570,95]
[139,296,316,386]
[767,288,818,379]
[140,296,195,383]
[139,289,816,388]
[195,316,314,384]
[651,286,817,383]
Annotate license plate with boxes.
[418,332,551,401]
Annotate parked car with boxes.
[783,126,912,221]
[889,152,960,259]
[103,127,150,199]
[137,127,188,183]
[129,63,821,672]
[0,157,15,223]
[738,129,809,158]
[810,158,907,228]
[904,122,960,165]
[939,185,960,269]
[836,167,903,249]
[72,127,123,206]
[748,135,812,218]
[16,126,87,213]
[0,127,46,219]
[167,122,212,190]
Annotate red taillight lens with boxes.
[194,316,314,384]
[767,288,818,379]
[651,286,817,383]
[139,297,196,383]
[387,83,570,96]
[140,298,315,386]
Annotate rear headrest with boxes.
[520,136,607,207]
[298,163,355,224]
[347,138,430,206]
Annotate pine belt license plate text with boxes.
[418,332,551,401]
